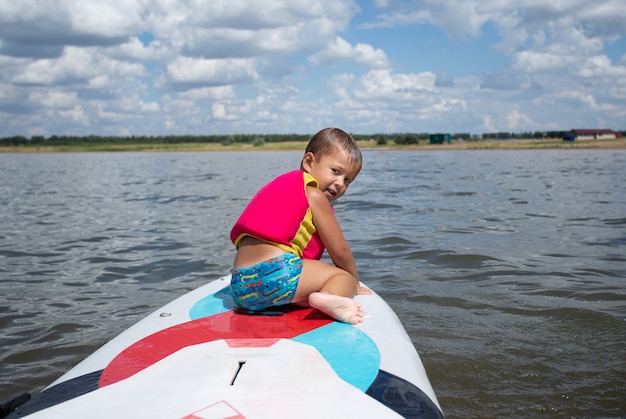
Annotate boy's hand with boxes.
[357,285,372,295]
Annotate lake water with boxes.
[1,150,624,418]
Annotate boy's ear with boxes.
[302,152,315,172]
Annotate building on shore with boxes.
[429,133,451,144]
[562,129,618,142]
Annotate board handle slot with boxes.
[229,360,247,386]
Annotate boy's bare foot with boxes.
[308,292,364,324]
[357,285,372,295]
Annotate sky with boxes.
[0,0,625,137]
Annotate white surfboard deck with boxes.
[10,276,443,418]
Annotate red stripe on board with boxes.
[99,307,332,387]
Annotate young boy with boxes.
[230,127,369,325]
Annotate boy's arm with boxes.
[307,186,359,283]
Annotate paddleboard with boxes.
[7,276,443,418]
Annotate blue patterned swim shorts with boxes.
[230,253,302,311]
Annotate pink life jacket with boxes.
[230,170,326,259]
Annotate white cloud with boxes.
[506,109,533,130]
[577,55,626,78]
[354,69,436,100]
[212,103,236,121]
[365,1,489,38]
[11,47,146,86]
[111,37,173,61]
[30,90,78,110]
[511,51,571,73]
[145,0,356,59]
[11,48,95,85]
[59,105,89,125]
[164,56,258,86]
[0,0,145,59]
[483,115,496,132]
[435,71,455,87]
[178,86,236,101]
[67,1,147,38]
[309,37,390,69]
[320,69,473,132]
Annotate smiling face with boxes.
[302,145,361,202]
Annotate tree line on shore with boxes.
[1,130,624,147]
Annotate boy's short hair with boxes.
[305,128,362,169]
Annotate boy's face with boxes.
[302,146,361,202]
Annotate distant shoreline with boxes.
[1,137,625,153]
